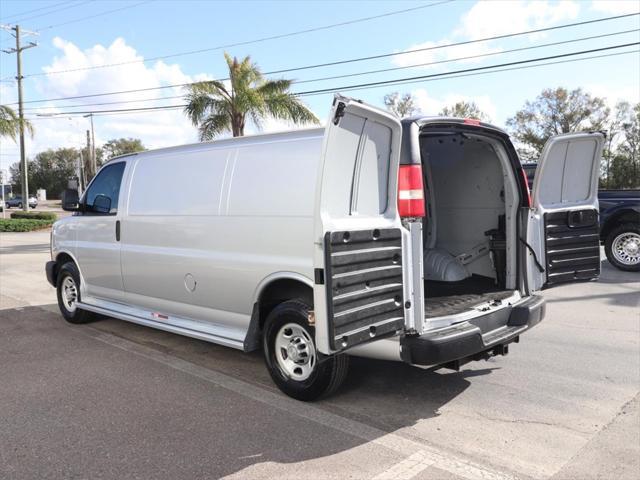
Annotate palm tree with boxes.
[0,104,34,141]
[184,53,318,140]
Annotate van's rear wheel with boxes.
[56,262,95,324]
[263,299,349,401]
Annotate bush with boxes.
[10,211,57,221]
[0,218,54,232]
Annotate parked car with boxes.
[522,163,639,271]
[5,195,37,209]
[46,95,605,400]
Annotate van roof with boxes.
[104,127,325,165]
[105,116,508,166]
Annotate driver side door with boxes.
[75,161,128,302]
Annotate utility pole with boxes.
[84,113,96,177]
[1,166,6,220]
[85,130,93,180]
[1,24,38,212]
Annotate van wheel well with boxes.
[52,252,75,284]
[244,278,313,352]
[56,252,74,267]
[258,279,313,330]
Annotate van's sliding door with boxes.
[313,95,409,355]
[525,132,604,290]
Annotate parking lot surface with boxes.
[1,230,638,479]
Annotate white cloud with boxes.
[28,36,200,152]
[455,0,580,40]
[584,83,640,110]
[412,88,498,123]
[392,40,502,70]
[392,1,580,71]
[0,37,319,168]
[590,0,639,14]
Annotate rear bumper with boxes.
[401,295,545,366]
[45,261,57,287]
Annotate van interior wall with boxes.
[420,133,514,311]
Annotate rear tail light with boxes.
[463,118,481,126]
[398,164,425,218]
[520,168,532,208]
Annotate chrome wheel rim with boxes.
[612,232,640,266]
[61,276,78,312]
[274,322,316,381]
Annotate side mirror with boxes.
[61,189,79,211]
[92,194,112,214]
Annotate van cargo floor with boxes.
[424,275,515,318]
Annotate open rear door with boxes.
[525,132,605,290]
[313,95,407,355]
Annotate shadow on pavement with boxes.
[0,243,50,254]
[0,305,491,479]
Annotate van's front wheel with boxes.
[56,262,95,324]
[263,300,349,401]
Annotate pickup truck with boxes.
[522,163,640,272]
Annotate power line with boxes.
[293,28,640,84]
[23,49,637,121]
[0,0,74,22]
[20,10,639,79]
[26,0,453,75]
[25,43,639,118]
[19,28,639,112]
[10,12,640,108]
[314,50,638,95]
[1,1,89,24]
[295,42,640,96]
[35,0,152,31]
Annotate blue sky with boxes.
[1,0,639,171]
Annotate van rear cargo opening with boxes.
[418,125,523,321]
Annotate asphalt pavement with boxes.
[0,229,638,479]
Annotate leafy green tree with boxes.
[507,87,609,161]
[607,103,640,189]
[0,104,33,141]
[440,101,490,121]
[101,137,145,162]
[384,92,418,118]
[10,147,78,199]
[184,53,318,140]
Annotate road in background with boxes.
[1,230,638,479]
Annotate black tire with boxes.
[17,203,22,209]
[605,223,640,272]
[263,299,349,401]
[56,262,95,324]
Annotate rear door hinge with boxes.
[333,102,346,125]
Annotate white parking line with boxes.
[83,327,518,480]
[373,451,434,480]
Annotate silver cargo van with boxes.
[46,95,604,400]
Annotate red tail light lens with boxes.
[398,164,425,218]
[520,167,532,208]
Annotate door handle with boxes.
[115,220,121,242]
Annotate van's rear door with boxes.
[525,132,604,290]
[313,95,407,355]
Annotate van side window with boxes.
[84,162,126,214]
